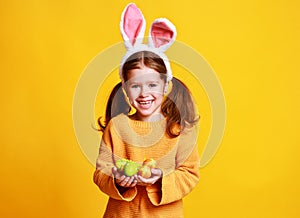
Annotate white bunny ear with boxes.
[148,18,177,52]
[120,3,146,49]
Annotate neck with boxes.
[130,113,164,122]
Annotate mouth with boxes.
[138,100,153,105]
[136,100,154,109]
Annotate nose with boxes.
[139,85,149,97]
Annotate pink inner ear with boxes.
[151,22,174,48]
[123,4,143,46]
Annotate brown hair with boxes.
[98,51,199,137]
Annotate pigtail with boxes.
[97,82,131,132]
[162,77,199,138]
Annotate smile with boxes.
[138,100,153,105]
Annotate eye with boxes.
[149,83,158,88]
[131,84,140,89]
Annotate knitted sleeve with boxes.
[146,128,200,205]
[93,121,137,201]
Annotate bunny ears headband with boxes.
[119,3,177,82]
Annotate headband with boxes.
[119,3,177,82]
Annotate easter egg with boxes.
[124,161,139,176]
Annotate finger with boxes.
[120,176,130,187]
[130,179,137,187]
[112,167,122,178]
[114,172,125,180]
[123,176,134,187]
[137,175,155,184]
[125,176,135,187]
[112,167,118,175]
[119,175,126,181]
[139,175,159,185]
[151,168,162,177]
[137,175,147,183]
[116,175,126,185]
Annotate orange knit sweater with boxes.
[93,114,200,218]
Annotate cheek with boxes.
[125,89,138,100]
[155,86,166,96]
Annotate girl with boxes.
[94,3,200,218]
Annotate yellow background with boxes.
[1,0,299,217]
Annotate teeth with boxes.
[139,101,152,105]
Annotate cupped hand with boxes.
[137,168,163,186]
[112,167,137,188]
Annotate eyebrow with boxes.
[127,81,138,85]
[127,80,159,85]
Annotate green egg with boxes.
[124,161,138,176]
[115,158,128,171]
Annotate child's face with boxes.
[124,66,167,121]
